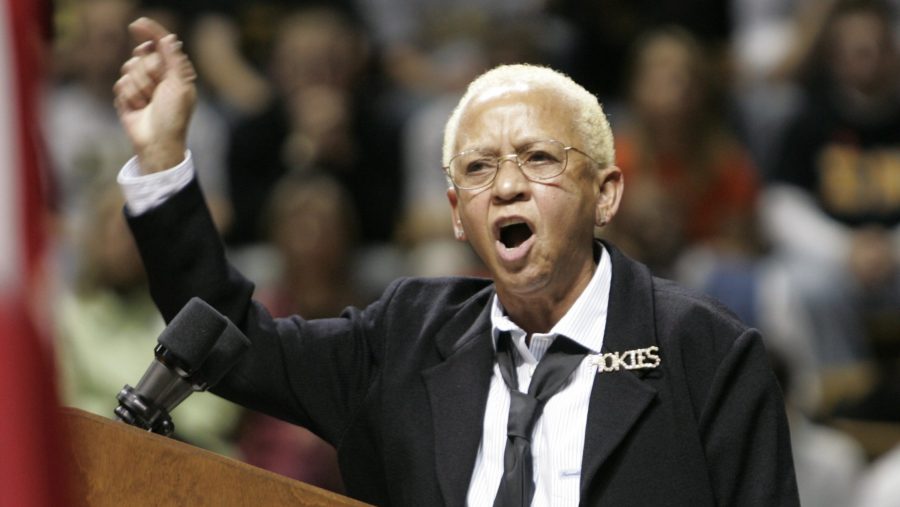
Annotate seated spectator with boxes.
[54,183,243,455]
[225,7,402,248]
[45,0,136,276]
[235,174,356,490]
[762,0,900,369]
[257,173,363,316]
[45,0,231,282]
[608,27,761,281]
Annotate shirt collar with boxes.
[490,244,611,356]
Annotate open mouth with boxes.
[499,222,534,249]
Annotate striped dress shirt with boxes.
[466,248,611,507]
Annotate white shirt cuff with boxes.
[117,151,195,215]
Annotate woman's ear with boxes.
[595,166,624,227]
[447,187,467,241]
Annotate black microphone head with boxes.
[193,318,251,390]
[157,297,227,373]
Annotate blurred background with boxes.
[14,0,900,504]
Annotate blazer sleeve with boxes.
[125,177,386,446]
[698,328,800,506]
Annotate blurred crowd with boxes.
[43,0,900,504]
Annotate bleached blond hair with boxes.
[441,64,615,175]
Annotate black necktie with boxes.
[493,332,588,507]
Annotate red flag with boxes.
[0,0,66,506]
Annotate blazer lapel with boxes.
[580,243,660,495]
[423,289,495,507]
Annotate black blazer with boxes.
[128,179,800,506]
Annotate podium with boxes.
[62,407,368,506]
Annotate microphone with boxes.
[115,297,250,435]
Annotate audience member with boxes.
[729,0,814,174]
[45,0,135,228]
[225,7,401,249]
[235,174,355,490]
[607,27,761,281]
[54,183,243,455]
[258,173,362,316]
[354,0,569,98]
[45,0,232,275]
[552,0,732,101]
[763,0,900,369]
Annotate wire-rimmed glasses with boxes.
[444,139,599,190]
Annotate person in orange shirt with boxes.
[609,27,761,277]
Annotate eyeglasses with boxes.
[444,139,600,190]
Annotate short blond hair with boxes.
[442,64,615,172]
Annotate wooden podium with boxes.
[62,407,368,506]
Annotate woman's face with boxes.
[829,11,893,93]
[632,36,700,122]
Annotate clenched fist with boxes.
[114,17,197,173]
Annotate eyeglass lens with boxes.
[450,140,568,189]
